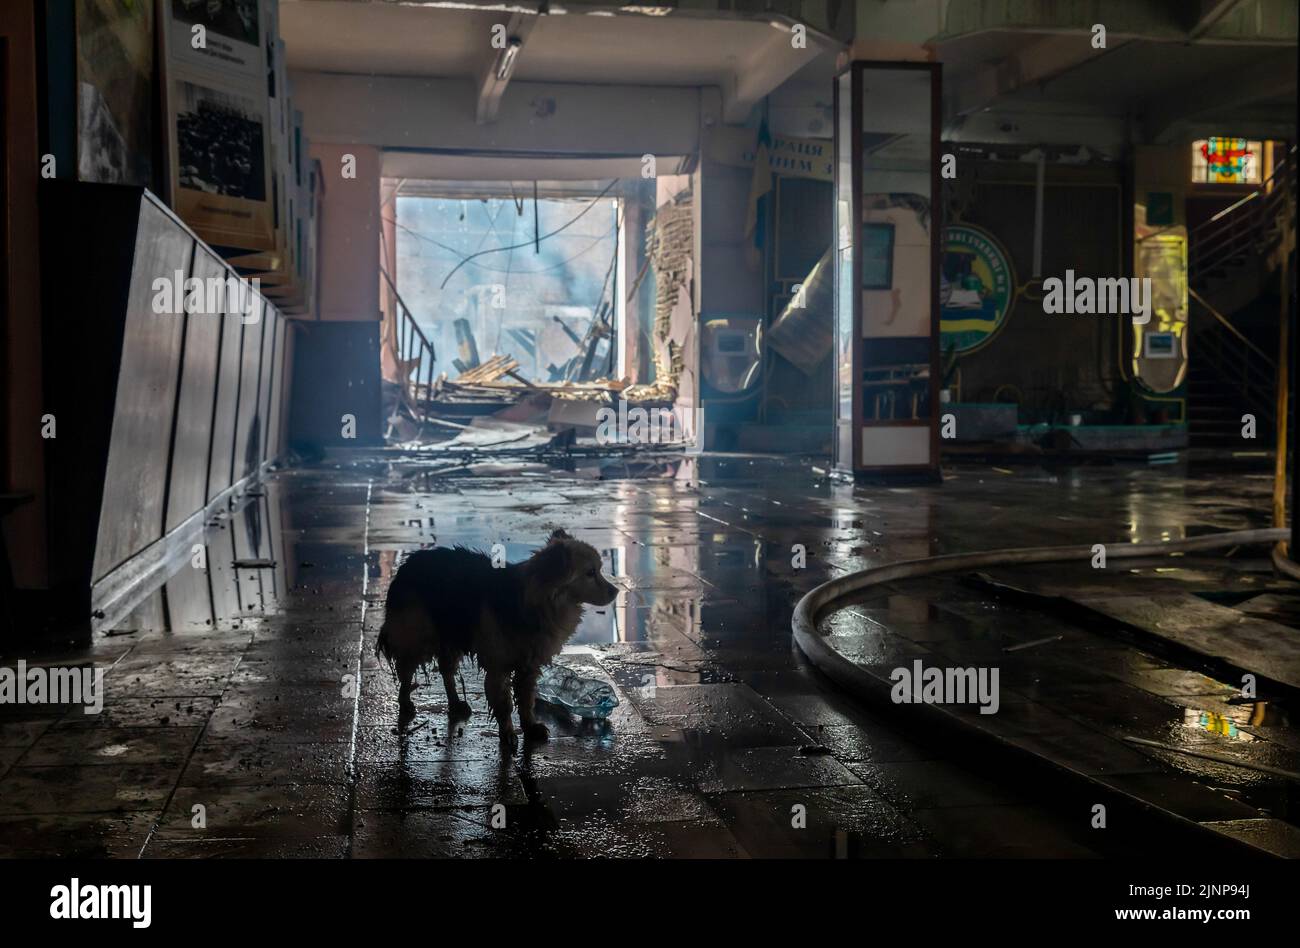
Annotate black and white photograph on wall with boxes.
[74,0,153,186]
[176,80,266,199]
[170,0,259,47]
[163,0,264,78]
[166,71,274,250]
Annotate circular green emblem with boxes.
[940,224,1015,354]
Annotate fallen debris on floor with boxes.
[382,350,686,465]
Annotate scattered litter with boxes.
[798,745,833,756]
[536,665,619,719]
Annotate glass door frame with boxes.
[832,59,943,481]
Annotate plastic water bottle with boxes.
[535,665,619,720]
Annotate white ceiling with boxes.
[279,2,1294,152]
[280,1,793,85]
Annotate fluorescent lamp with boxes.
[497,38,522,81]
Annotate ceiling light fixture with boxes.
[497,37,523,81]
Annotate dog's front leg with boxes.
[439,664,472,718]
[485,669,517,755]
[514,669,549,743]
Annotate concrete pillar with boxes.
[290,144,384,447]
[312,144,382,323]
[695,88,767,446]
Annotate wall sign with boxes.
[939,224,1015,354]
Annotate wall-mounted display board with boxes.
[227,8,318,316]
[159,0,275,252]
[832,61,942,481]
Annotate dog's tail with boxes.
[374,617,396,673]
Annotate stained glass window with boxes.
[1191,138,1261,184]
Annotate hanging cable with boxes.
[383,218,609,275]
[438,179,618,288]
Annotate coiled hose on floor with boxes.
[793,527,1290,686]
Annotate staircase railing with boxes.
[1186,147,1295,440]
[1189,286,1278,433]
[1189,146,1297,284]
[380,267,437,423]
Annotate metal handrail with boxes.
[1189,289,1277,431]
[1186,148,1294,438]
[1190,147,1297,280]
[379,267,436,422]
[1189,287,1276,368]
[1190,146,1296,241]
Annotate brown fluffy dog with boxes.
[375,529,618,754]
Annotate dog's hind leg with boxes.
[514,669,549,743]
[484,668,517,756]
[381,603,430,729]
[439,659,472,718]
[395,657,418,728]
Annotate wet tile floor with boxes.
[1,453,1296,857]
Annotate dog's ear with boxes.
[530,540,573,587]
[547,528,572,544]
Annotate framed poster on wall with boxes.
[161,0,263,78]
[159,0,274,251]
[164,70,275,250]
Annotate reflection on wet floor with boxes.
[818,561,1300,845]
[2,454,1298,857]
[1184,708,1256,742]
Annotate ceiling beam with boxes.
[1194,0,1299,43]
[475,11,538,125]
[722,21,830,124]
[294,71,703,157]
[945,34,1118,123]
[1143,49,1298,142]
[1187,0,1250,38]
[937,0,1297,45]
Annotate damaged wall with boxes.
[626,174,699,442]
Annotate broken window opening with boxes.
[391,184,624,387]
